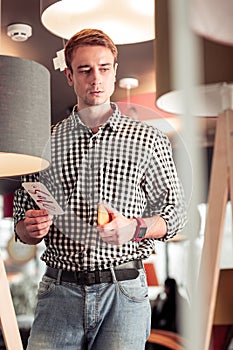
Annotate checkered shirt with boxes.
[14,103,186,271]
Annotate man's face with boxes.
[65,45,117,110]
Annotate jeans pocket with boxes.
[117,269,149,302]
[38,275,56,299]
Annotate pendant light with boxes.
[40,0,155,44]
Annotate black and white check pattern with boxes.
[14,103,186,271]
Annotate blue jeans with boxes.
[27,268,151,350]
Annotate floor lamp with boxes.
[190,5,233,347]
[197,91,233,350]
[0,55,51,350]
[155,1,233,349]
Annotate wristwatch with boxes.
[132,217,147,242]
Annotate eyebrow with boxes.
[77,63,112,69]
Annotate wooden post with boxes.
[0,251,23,350]
[197,110,233,350]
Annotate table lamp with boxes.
[0,55,51,350]
[0,55,51,177]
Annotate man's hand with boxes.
[97,204,136,245]
[16,209,53,244]
[24,209,53,238]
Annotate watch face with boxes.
[138,227,147,238]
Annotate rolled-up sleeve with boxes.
[144,131,187,240]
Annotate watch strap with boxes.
[132,217,147,242]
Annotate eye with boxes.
[79,68,91,74]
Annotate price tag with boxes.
[22,182,64,215]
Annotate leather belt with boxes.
[45,259,143,286]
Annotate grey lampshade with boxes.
[0,55,51,177]
[155,0,233,116]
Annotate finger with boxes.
[98,228,115,239]
[98,221,117,232]
[27,218,51,229]
[30,228,49,239]
[25,212,53,233]
[25,215,51,226]
[25,219,51,239]
[101,203,119,216]
[25,222,49,235]
[26,209,49,218]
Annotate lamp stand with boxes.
[0,251,23,349]
[197,108,233,350]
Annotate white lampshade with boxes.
[156,83,233,116]
[41,0,155,44]
[191,0,233,47]
[155,0,233,116]
[0,55,51,177]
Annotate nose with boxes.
[90,69,102,86]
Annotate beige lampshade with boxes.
[0,55,51,177]
[41,0,155,44]
[155,0,233,116]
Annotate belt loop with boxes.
[110,265,117,283]
[55,269,63,285]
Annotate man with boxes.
[14,29,186,350]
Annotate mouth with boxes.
[90,90,103,95]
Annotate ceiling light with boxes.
[119,78,139,90]
[0,55,51,177]
[41,0,155,44]
[119,78,139,118]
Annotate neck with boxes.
[77,103,113,128]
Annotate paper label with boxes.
[22,182,64,215]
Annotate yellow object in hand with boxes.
[98,203,110,226]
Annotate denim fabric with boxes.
[27,268,151,350]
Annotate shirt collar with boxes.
[70,103,124,132]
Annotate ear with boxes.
[64,68,74,86]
